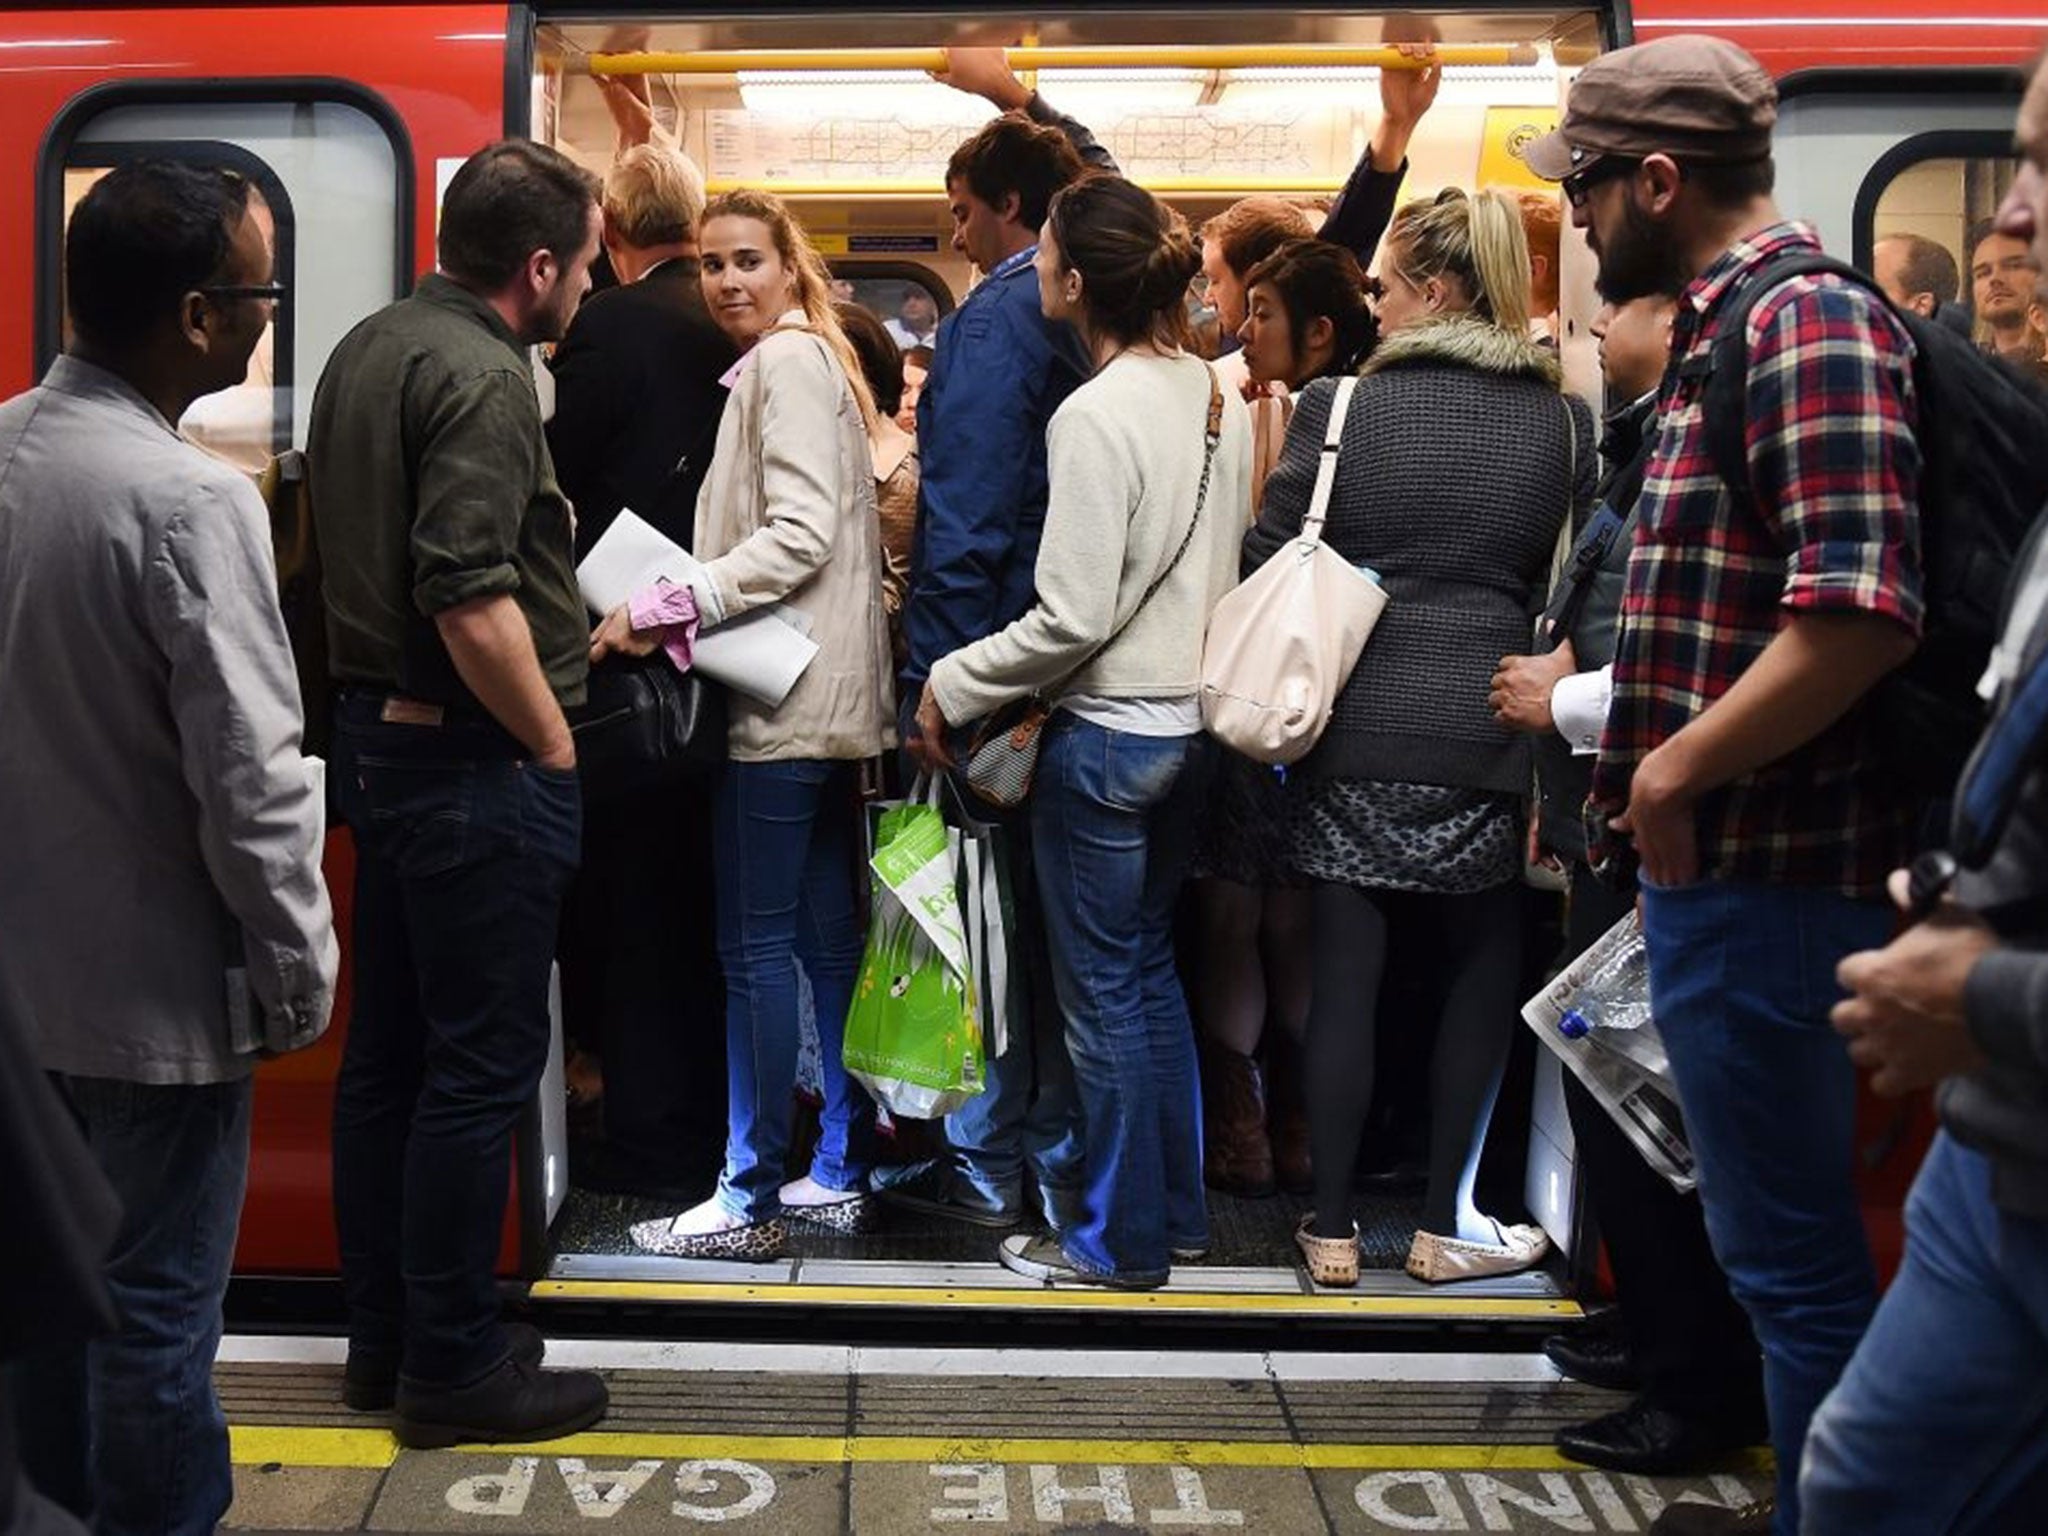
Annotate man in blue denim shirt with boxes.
[884,51,1114,1229]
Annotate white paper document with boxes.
[577,509,818,707]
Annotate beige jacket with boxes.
[694,316,895,761]
[928,352,1251,725]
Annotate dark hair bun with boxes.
[1140,219,1203,310]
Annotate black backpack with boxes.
[1699,250,2048,800]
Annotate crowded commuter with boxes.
[617,189,895,1261]
[1798,54,2048,1531]
[1516,189,1564,340]
[548,138,737,1204]
[884,56,1105,1233]
[1872,229,1965,327]
[897,342,932,434]
[0,160,337,1530]
[1971,220,2048,363]
[916,172,1254,1288]
[885,284,941,349]
[1490,294,1768,1476]
[1530,35,1926,1536]
[837,301,922,669]
[1189,238,1381,1201]
[1252,186,1594,1291]
[310,139,609,1446]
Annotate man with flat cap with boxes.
[1528,35,1926,1536]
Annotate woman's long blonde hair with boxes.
[702,188,878,429]
[1385,187,1533,337]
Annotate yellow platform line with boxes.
[231,1426,1771,1475]
[531,1278,1581,1319]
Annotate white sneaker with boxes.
[777,1175,876,1234]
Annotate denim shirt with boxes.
[900,246,1091,698]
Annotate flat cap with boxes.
[1524,35,1777,182]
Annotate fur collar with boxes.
[1360,316,1561,385]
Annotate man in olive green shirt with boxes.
[307,139,608,1450]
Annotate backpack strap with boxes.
[1692,250,1893,512]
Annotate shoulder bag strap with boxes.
[1300,376,1361,544]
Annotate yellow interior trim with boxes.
[529,1277,1581,1318]
[702,179,1351,197]
[229,1425,1772,1474]
[586,44,1540,76]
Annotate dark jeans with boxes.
[558,781,726,1187]
[330,694,580,1388]
[1803,1132,2048,1534]
[712,757,875,1221]
[1563,867,1763,1427]
[1640,878,1890,1536]
[1031,716,1211,1282]
[14,1076,251,1536]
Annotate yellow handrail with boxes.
[583,43,1540,76]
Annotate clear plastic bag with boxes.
[1523,910,1696,1192]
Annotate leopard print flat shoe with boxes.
[630,1210,787,1262]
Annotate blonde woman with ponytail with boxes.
[604,189,894,1262]
[1245,185,1598,1289]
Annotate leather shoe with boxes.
[1646,1495,1774,1534]
[344,1321,545,1412]
[1555,1397,1762,1476]
[395,1356,607,1449]
[1542,1329,1640,1392]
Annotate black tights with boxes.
[1306,880,1524,1239]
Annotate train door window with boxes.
[1862,144,2034,364]
[829,265,953,352]
[41,92,409,469]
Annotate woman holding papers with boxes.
[914,174,1252,1289]
[597,189,894,1261]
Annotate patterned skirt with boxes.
[1289,777,1521,895]
[1190,750,1305,888]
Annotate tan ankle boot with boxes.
[1200,1041,1275,1198]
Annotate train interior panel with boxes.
[520,7,1613,1321]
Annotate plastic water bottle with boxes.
[1558,927,1653,1039]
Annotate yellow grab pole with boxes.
[583,43,1541,77]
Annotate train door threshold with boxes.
[535,1253,1578,1324]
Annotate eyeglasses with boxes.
[199,282,287,303]
[1561,157,1641,209]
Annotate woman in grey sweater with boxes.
[1245,188,1596,1287]
[918,174,1253,1288]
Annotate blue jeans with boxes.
[942,786,1084,1225]
[1640,879,1891,1536]
[1802,1132,2048,1534]
[331,696,580,1387]
[22,1076,251,1536]
[1031,715,1210,1282]
[713,758,875,1221]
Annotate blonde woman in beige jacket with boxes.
[595,190,894,1262]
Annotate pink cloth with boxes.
[627,578,701,674]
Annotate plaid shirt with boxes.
[1590,222,1924,898]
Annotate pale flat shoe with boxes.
[1293,1215,1360,1288]
[1405,1220,1550,1284]
[777,1174,877,1234]
[630,1196,786,1262]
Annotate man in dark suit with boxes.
[548,142,735,1201]
[548,142,736,556]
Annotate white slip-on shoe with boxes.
[1404,1220,1550,1284]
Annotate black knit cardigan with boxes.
[1243,317,1598,794]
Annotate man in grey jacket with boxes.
[0,160,335,1536]
[1797,55,2048,1534]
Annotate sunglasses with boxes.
[199,282,287,303]
[1561,157,1641,209]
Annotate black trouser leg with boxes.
[1306,882,1390,1238]
[1563,867,1765,1427]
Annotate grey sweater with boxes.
[1945,518,2048,1217]
[1245,319,1596,793]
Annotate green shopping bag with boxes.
[843,785,986,1118]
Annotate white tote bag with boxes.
[1199,377,1387,765]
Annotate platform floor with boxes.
[219,1339,1771,1533]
